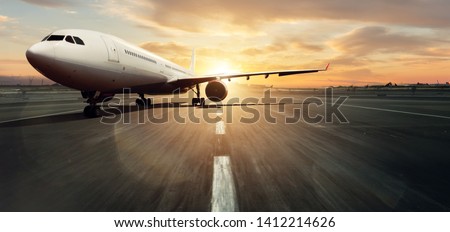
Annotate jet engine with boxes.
[205,80,228,102]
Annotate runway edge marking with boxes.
[343,104,450,120]
[0,109,81,124]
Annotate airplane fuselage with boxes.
[26,29,193,94]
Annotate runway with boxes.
[1,85,450,211]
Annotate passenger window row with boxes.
[164,63,186,74]
[124,49,157,64]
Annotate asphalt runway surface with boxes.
[1,85,450,211]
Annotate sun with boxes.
[209,61,241,74]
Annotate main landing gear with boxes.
[192,84,205,106]
[136,93,152,107]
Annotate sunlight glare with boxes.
[209,61,241,75]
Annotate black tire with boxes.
[136,98,145,106]
[192,98,199,106]
[146,98,152,106]
[199,97,205,106]
[83,105,99,118]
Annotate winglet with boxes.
[323,63,330,71]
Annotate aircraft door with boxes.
[101,36,119,63]
[159,62,164,74]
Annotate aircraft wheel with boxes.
[192,98,199,106]
[136,98,145,106]
[199,98,205,106]
[83,105,99,118]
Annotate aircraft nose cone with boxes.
[26,42,54,69]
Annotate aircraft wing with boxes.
[168,64,329,87]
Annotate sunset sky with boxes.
[1,0,449,87]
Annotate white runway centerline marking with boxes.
[211,156,238,212]
[343,104,450,120]
[211,109,238,211]
[215,121,226,135]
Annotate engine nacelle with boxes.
[205,80,228,102]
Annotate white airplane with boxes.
[26,29,329,117]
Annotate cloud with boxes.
[325,26,450,84]
[330,55,373,67]
[336,68,378,79]
[419,47,450,57]
[65,10,77,14]
[0,15,18,37]
[393,57,450,67]
[21,0,74,8]
[0,59,28,65]
[241,44,286,56]
[154,0,450,29]
[140,42,191,57]
[330,26,430,56]
[292,42,323,52]
[241,36,323,56]
[96,0,450,33]
[140,42,193,67]
[0,15,12,23]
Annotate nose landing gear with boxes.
[81,91,114,118]
[83,91,101,118]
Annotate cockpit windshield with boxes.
[41,34,51,42]
[73,36,85,45]
[43,34,85,45]
[65,36,75,44]
[47,35,65,41]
